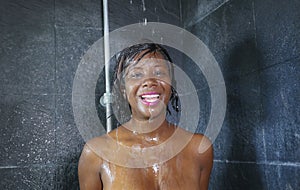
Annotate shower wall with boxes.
[1,0,299,189]
[0,0,181,189]
[182,0,299,189]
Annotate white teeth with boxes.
[145,98,157,103]
[141,94,160,103]
[141,94,159,99]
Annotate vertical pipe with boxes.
[103,0,112,133]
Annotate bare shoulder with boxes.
[81,131,121,162]
[189,133,213,171]
[183,132,213,188]
[174,127,213,156]
[79,136,106,165]
[78,137,106,189]
[191,133,213,154]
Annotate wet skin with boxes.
[78,52,213,190]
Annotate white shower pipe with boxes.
[103,0,112,133]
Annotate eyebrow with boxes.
[123,66,142,78]
[154,64,168,68]
[127,66,143,71]
[128,64,168,71]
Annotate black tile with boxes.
[55,163,79,190]
[254,0,300,66]
[0,25,55,95]
[0,166,56,190]
[0,0,54,27]
[108,0,181,30]
[213,67,266,162]
[264,164,300,190]
[260,58,300,162]
[55,0,102,28]
[183,0,227,28]
[189,0,257,77]
[209,161,267,190]
[0,94,56,166]
[55,0,181,29]
[185,0,271,163]
[55,26,102,95]
[55,95,85,164]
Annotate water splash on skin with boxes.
[101,161,116,189]
[102,161,116,183]
[114,128,122,160]
[152,163,160,188]
[152,163,159,174]
[145,135,159,142]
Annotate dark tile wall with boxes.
[183,0,299,189]
[0,0,181,189]
[1,0,299,189]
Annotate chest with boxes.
[100,155,201,190]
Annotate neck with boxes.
[125,119,175,145]
[125,111,167,133]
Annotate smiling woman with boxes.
[78,43,213,190]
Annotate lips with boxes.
[140,92,160,105]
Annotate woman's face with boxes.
[123,52,172,121]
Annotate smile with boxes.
[140,93,160,105]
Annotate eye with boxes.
[129,71,144,79]
[154,69,167,77]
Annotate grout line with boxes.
[0,166,19,169]
[0,163,78,169]
[252,1,258,48]
[242,55,300,77]
[54,25,103,30]
[179,0,183,25]
[252,1,267,163]
[53,0,58,187]
[184,0,230,28]
[214,159,300,167]
[1,160,299,169]
[158,0,180,20]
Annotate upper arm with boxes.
[196,135,214,190]
[78,143,103,190]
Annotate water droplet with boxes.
[143,18,147,26]
[160,37,164,43]
[152,29,156,35]
[152,163,159,173]
[141,0,146,11]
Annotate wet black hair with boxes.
[112,43,180,123]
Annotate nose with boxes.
[142,77,158,88]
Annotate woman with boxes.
[78,43,213,190]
